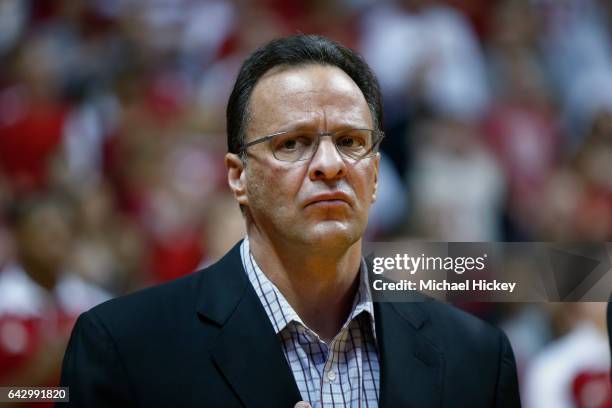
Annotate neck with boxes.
[247,226,362,342]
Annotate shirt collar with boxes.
[240,236,377,340]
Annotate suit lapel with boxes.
[195,242,302,408]
[195,243,444,407]
[375,301,444,408]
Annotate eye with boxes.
[337,134,366,148]
[282,139,297,150]
[274,133,312,152]
[339,137,356,147]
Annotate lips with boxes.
[304,192,353,208]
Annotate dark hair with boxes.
[226,34,383,154]
[8,191,75,230]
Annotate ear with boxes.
[371,153,380,204]
[225,153,248,206]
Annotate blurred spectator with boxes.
[0,194,110,394]
[524,303,611,408]
[139,135,227,283]
[68,181,146,294]
[409,117,505,240]
[359,0,491,186]
[0,35,69,195]
[360,0,489,119]
[569,111,612,241]
[483,0,561,240]
[535,0,612,147]
[538,110,612,241]
[501,303,555,382]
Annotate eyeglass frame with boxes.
[238,128,385,162]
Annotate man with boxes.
[60,35,520,407]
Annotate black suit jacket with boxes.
[60,241,520,407]
[608,301,612,377]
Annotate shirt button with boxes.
[327,370,336,382]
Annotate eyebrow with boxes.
[275,120,371,133]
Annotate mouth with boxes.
[304,193,352,208]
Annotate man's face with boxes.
[227,64,379,250]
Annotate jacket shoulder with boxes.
[86,270,204,335]
[93,270,200,313]
[407,299,520,406]
[399,297,509,356]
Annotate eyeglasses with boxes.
[240,128,384,162]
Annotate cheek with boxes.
[246,163,303,212]
[352,164,377,200]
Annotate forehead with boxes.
[246,64,372,137]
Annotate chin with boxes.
[299,221,363,249]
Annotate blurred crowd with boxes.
[0,0,610,406]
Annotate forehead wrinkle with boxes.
[260,91,369,129]
[248,65,372,136]
[288,90,368,122]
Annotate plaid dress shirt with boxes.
[241,237,380,408]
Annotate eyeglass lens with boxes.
[270,129,379,162]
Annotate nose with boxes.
[308,135,347,181]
